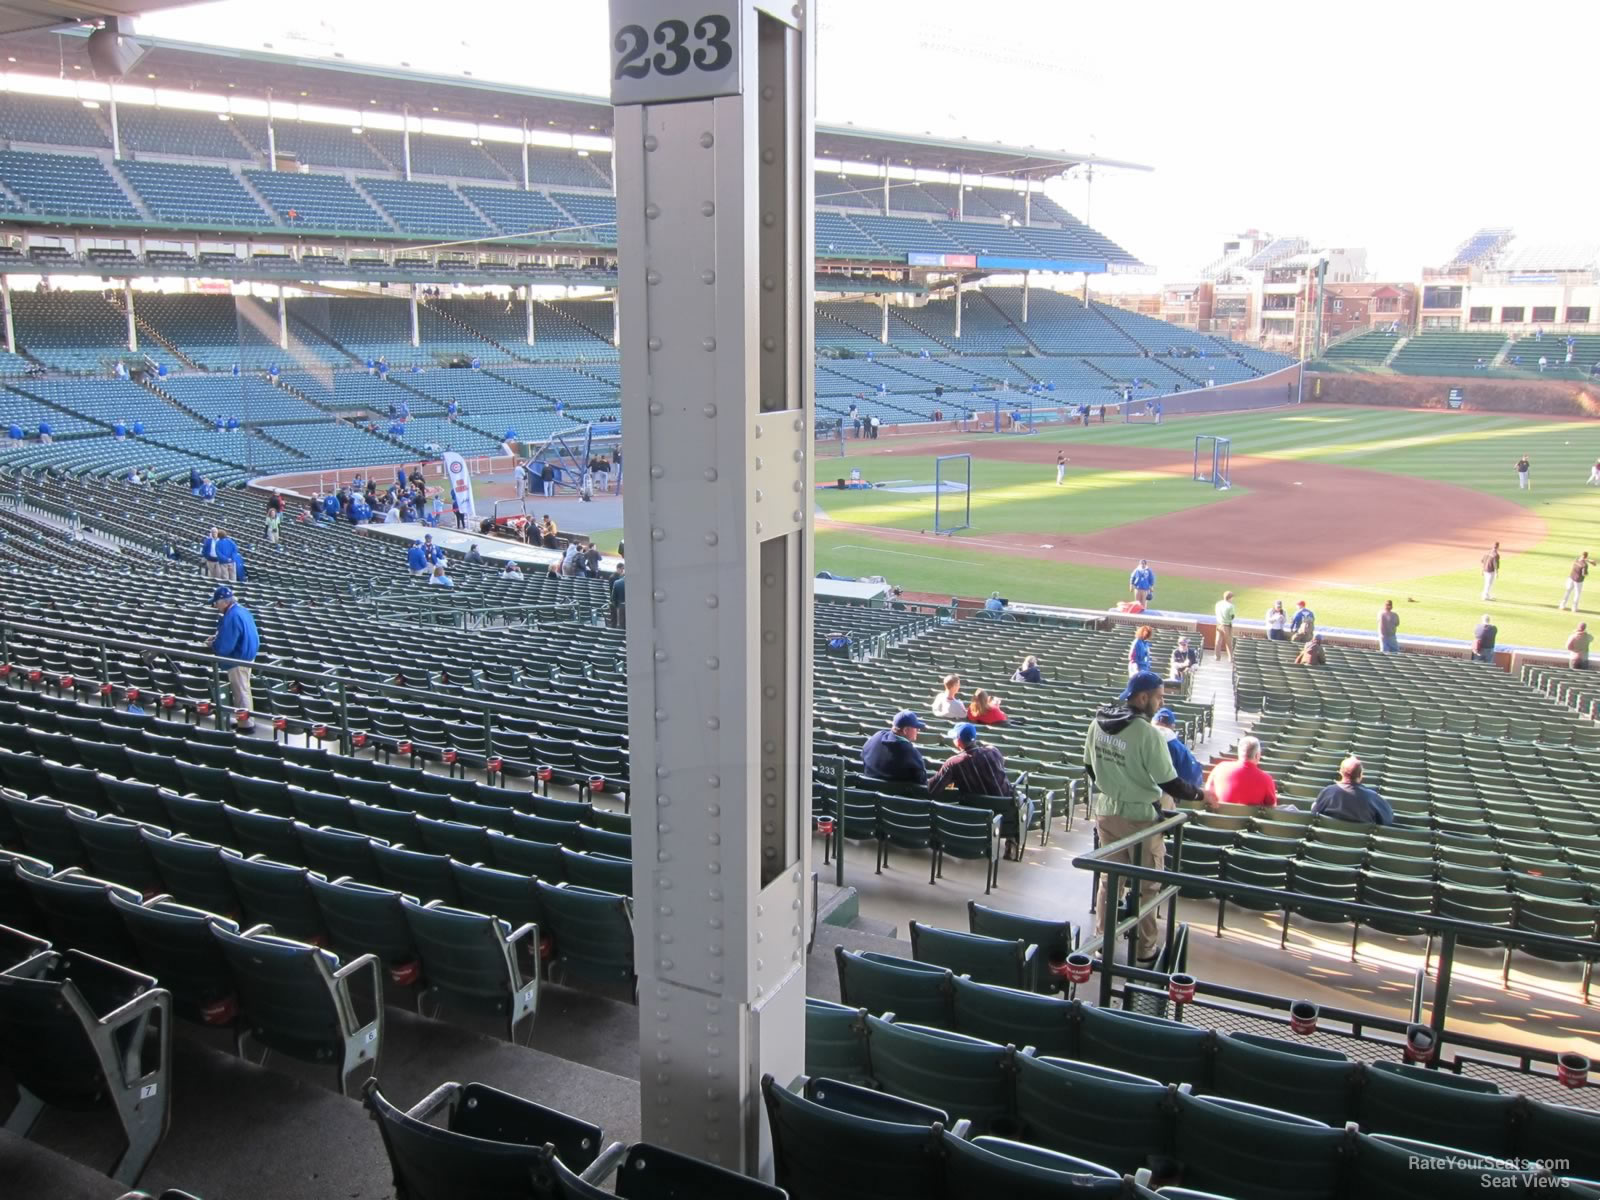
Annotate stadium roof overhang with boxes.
[0,27,1152,178]
[0,1,193,38]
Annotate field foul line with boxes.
[827,533,1573,615]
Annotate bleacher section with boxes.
[115,160,270,228]
[458,185,579,239]
[120,107,254,160]
[1388,332,1510,375]
[244,169,391,233]
[0,92,110,148]
[0,149,140,220]
[1320,330,1401,368]
[11,293,129,372]
[357,177,492,239]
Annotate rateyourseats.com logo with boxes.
[1405,1155,1573,1187]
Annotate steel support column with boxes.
[956,168,964,220]
[265,93,277,166]
[1021,271,1029,324]
[108,90,121,160]
[401,107,413,181]
[1,276,13,355]
[123,282,137,352]
[521,121,531,190]
[409,290,420,348]
[611,0,813,1173]
[879,293,888,344]
[954,275,963,338]
[277,286,288,350]
[525,286,536,345]
[1023,184,1032,226]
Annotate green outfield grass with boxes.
[815,406,1600,651]
[814,453,1238,533]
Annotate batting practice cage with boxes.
[813,416,846,458]
[924,453,972,534]
[1194,435,1232,490]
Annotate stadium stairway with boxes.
[1383,336,1407,367]
[422,299,525,363]
[109,294,201,372]
[972,290,1045,356]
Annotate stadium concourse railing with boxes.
[1073,812,1599,1082]
[0,616,627,782]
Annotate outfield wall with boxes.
[1145,363,1303,417]
[1308,371,1600,418]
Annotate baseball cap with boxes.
[1121,670,1165,701]
[948,722,978,745]
[892,710,927,731]
[208,586,234,604]
[1154,707,1176,725]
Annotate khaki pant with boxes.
[1215,624,1232,658]
[220,561,237,583]
[1094,812,1165,959]
[228,665,254,717]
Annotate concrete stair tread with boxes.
[8,1000,641,1200]
[0,1128,128,1200]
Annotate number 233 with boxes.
[614,15,733,79]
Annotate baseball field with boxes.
[812,403,1600,652]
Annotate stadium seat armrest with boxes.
[577,1140,629,1186]
[947,1118,973,1138]
[505,921,538,946]
[102,985,172,1087]
[403,1080,462,1122]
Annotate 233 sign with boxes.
[609,3,741,104]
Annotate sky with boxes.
[133,0,1600,281]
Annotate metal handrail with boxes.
[1071,808,1599,1049]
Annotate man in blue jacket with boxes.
[213,528,239,583]
[406,540,429,576]
[861,711,928,787]
[1153,708,1204,789]
[201,526,221,579]
[206,586,259,731]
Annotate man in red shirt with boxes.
[1205,736,1278,807]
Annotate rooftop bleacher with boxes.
[1388,331,1510,375]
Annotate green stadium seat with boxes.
[222,805,302,862]
[559,1139,789,1200]
[365,1078,602,1200]
[109,892,241,1026]
[0,948,172,1185]
[1516,1099,1600,1182]
[306,875,419,985]
[220,855,326,944]
[559,847,631,896]
[944,1134,1125,1198]
[863,1015,1017,1133]
[762,1071,954,1200]
[931,802,1002,893]
[1077,1004,1213,1087]
[1357,1061,1517,1157]
[210,924,382,1097]
[19,865,144,967]
[488,831,566,879]
[1014,1054,1170,1175]
[296,824,384,886]
[371,842,458,905]
[5,792,92,868]
[1172,1088,1350,1200]
[967,900,1074,990]
[950,976,1075,1058]
[66,811,167,898]
[534,881,635,996]
[1207,1031,1358,1126]
[909,920,1035,989]
[804,998,873,1085]
[1350,1134,1539,1199]
[834,946,952,1025]
[0,921,50,972]
[400,897,539,1043]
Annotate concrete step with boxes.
[806,922,912,1006]
[7,1001,642,1200]
[0,1128,127,1200]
